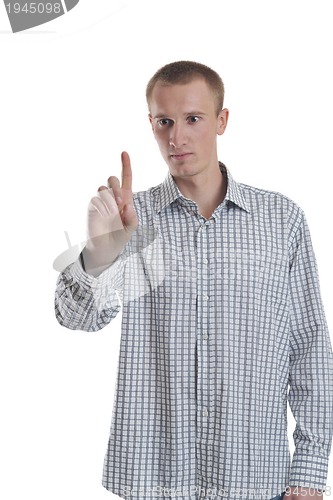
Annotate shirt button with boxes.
[203,258,208,265]
[203,408,208,417]
[203,333,208,340]
[203,294,209,301]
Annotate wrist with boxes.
[81,245,116,277]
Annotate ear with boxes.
[217,108,229,136]
[148,113,154,132]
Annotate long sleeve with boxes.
[55,253,125,332]
[287,209,333,490]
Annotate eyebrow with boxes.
[152,111,207,119]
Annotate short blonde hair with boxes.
[146,60,225,116]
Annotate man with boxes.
[55,61,333,500]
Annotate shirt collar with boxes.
[155,162,250,214]
[221,163,250,213]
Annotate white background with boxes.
[0,0,332,498]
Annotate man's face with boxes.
[149,78,228,180]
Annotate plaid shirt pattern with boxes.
[55,164,333,500]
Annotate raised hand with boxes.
[82,151,139,276]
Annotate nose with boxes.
[169,123,187,148]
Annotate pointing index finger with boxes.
[121,151,132,191]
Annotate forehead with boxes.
[149,78,216,115]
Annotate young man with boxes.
[55,61,333,500]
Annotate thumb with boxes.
[122,203,138,231]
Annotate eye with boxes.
[188,116,200,123]
[157,118,173,127]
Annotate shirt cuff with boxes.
[289,451,330,491]
[63,253,124,306]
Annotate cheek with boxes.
[154,130,168,146]
[194,128,214,147]
[154,134,169,154]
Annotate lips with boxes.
[170,153,192,160]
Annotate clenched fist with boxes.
[82,151,138,276]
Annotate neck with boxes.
[174,163,227,219]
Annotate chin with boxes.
[169,168,198,179]
[167,159,197,175]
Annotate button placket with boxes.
[196,221,210,435]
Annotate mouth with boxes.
[170,153,193,161]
